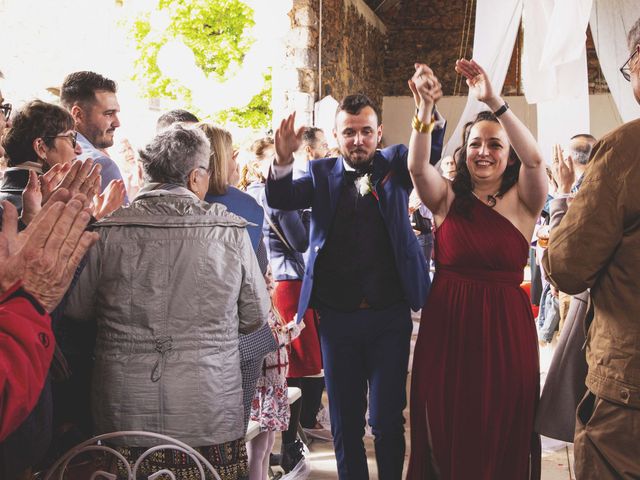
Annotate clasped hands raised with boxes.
[408,58,503,115]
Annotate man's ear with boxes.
[377,124,383,144]
[333,128,338,140]
[70,104,83,125]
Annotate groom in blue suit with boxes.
[266,94,444,479]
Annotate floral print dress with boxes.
[250,309,303,432]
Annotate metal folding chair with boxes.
[43,430,222,480]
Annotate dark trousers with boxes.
[319,303,412,480]
[287,376,325,429]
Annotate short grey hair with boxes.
[628,17,640,51]
[568,142,593,166]
[138,124,210,186]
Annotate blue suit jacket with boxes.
[266,130,444,321]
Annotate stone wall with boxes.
[318,0,387,109]
[273,0,321,127]
[380,1,608,97]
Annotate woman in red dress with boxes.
[406,60,548,479]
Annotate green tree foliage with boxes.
[130,0,272,129]
[213,70,272,129]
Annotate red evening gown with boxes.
[408,196,540,479]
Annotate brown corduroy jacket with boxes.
[543,119,640,409]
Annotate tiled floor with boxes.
[274,318,576,479]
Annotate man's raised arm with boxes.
[265,113,314,211]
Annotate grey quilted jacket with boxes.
[65,186,270,446]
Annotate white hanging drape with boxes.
[314,95,339,148]
[590,0,640,123]
[523,0,592,162]
[442,0,523,157]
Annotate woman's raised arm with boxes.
[455,59,547,215]
[407,64,452,218]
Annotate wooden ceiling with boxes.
[362,0,402,20]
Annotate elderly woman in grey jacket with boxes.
[65,125,270,479]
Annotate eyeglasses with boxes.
[197,166,211,175]
[620,48,639,82]
[44,131,78,148]
[0,103,11,120]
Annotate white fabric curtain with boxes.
[590,0,640,123]
[523,0,592,163]
[314,95,339,148]
[442,0,523,157]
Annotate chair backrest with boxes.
[43,430,222,480]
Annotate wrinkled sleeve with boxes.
[548,197,569,230]
[543,147,623,295]
[0,282,54,441]
[237,230,270,334]
[64,240,101,322]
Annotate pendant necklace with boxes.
[472,190,501,208]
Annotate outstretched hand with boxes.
[408,63,443,118]
[455,59,499,107]
[0,194,99,312]
[274,113,307,166]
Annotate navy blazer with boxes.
[266,130,444,321]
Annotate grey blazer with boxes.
[535,197,591,442]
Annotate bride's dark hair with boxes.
[451,111,521,218]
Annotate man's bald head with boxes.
[568,134,596,166]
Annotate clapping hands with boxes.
[93,179,126,220]
[551,144,575,194]
[0,192,99,312]
[455,59,500,108]
[21,159,126,225]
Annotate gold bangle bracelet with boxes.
[412,115,435,134]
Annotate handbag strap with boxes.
[259,195,306,272]
[263,211,296,253]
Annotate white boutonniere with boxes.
[355,174,373,196]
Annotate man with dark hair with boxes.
[294,126,329,178]
[156,109,199,132]
[60,71,126,199]
[543,17,640,479]
[266,93,445,479]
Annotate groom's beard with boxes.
[342,148,375,169]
